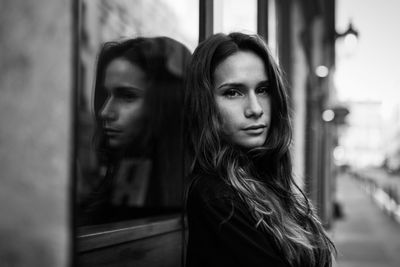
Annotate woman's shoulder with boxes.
[187,171,237,204]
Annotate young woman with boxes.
[78,37,191,225]
[184,32,335,267]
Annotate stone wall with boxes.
[0,0,71,266]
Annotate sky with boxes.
[336,0,400,103]
[336,0,400,166]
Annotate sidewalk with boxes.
[331,173,400,267]
[353,168,400,221]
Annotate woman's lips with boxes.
[243,125,266,134]
[243,124,266,130]
[103,127,122,136]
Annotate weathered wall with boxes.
[0,0,71,266]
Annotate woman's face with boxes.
[100,58,147,149]
[213,51,271,149]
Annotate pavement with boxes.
[331,172,400,267]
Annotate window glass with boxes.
[213,0,257,34]
[76,0,197,226]
[268,0,279,61]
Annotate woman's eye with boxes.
[116,91,140,102]
[122,93,139,101]
[223,89,241,98]
[256,86,269,95]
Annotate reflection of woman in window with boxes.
[79,37,191,225]
[184,32,335,267]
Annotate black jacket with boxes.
[186,172,291,267]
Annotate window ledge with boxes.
[77,214,182,252]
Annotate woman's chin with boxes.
[235,138,266,150]
[106,138,124,150]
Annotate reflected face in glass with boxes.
[213,51,271,149]
[100,58,147,149]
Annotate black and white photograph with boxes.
[1,0,400,266]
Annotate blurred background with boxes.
[0,0,399,266]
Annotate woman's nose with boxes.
[100,98,116,121]
[244,93,263,118]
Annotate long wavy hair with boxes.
[94,37,190,161]
[184,32,335,266]
[91,37,191,207]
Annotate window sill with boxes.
[77,213,182,252]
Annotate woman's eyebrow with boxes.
[256,80,270,87]
[114,85,145,93]
[216,82,244,90]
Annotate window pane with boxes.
[268,0,279,60]
[76,0,197,226]
[214,0,257,34]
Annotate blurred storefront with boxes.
[267,0,339,227]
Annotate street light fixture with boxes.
[335,21,359,41]
[335,21,360,55]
